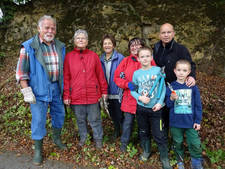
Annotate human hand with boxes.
[193,123,201,131]
[152,103,162,112]
[64,100,71,105]
[128,82,137,91]
[139,93,150,104]
[185,76,196,87]
[170,93,178,101]
[102,94,108,101]
[20,87,36,104]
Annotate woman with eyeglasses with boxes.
[63,29,108,149]
[114,37,156,152]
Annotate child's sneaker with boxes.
[177,161,185,169]
[191,157,204,169]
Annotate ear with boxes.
[172,31,176,38]
[188,70,191,75]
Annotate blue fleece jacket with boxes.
[100,49,124,95]
[165,81,202,128]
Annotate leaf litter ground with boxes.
[0,54,224,169]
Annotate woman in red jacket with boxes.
[114,37,156,152]
[63,29,108,149]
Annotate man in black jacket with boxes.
[153,23,196,138]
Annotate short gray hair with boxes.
[73,29,88,41]
[38,15,56,30]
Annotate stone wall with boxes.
[0,0,224,77]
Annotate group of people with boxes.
[16,15,204,169]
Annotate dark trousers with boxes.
[162,105,170,138]
[162,105,170,129]
[136,104,167,147]
[108,99,124,126]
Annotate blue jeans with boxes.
[120,112,135,144]
[30,82,65,140]
[108,99,124,126]
[70,103,103,141]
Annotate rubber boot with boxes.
[33,139,43,165]
[95,140,103,149]
[158,146,172,169]
[120,142,128,152]
[191,157,203,169]
[110,121,120,141]
[52,127,67,149]
[139,139,151,161]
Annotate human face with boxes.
[74,34,88,50]
[38,19,56,45]
[103,38,114,55]
[130,42,142,57]
[159,23,175,46]
[137,50,152,69]
[174,63,191,83]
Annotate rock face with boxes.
[0,0,225,77]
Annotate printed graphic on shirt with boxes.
[138,74,157,99]
[174,89,192,114]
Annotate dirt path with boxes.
[0,149,89,169]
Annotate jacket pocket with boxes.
[70,83,72,96]
[95,81,98,94]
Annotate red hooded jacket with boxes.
[114,54,156,114]
[63,47,107,104]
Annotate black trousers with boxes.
[108,99,124,126]
[136,104,167,147]
[162,105,170,128]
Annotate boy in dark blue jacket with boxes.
[166,59,203,169]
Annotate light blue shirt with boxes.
[131,66,166,108]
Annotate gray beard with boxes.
[44,34,54,42]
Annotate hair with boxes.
[137,46,152,57]
[128,37,145,53]
[38,15,56,31]
[101,35,116,47]
[175,59,191,69]
[73,29,88,41]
